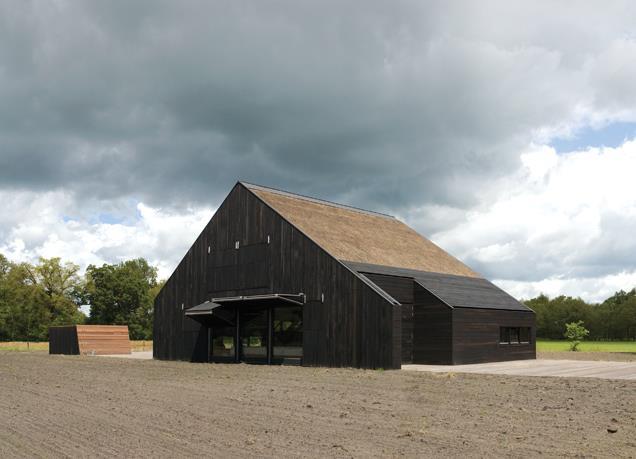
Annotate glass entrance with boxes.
[208,303,302,364]
[210,323,236,361]
[272,305,303,362]
[239,308,269,362]
[209,306,237,362]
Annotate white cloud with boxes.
[0,190,213,279]
[2,2,636,302]
[423,138,636,301]
[495,271,636,304]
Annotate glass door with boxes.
[239,308,269,363]
[272,305,302,363]
[210,323,236,361]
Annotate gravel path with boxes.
[0,352,634,458]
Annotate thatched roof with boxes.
[245,183,480,278]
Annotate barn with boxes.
[154,182,535,369]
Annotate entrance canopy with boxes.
[185,293,305,318]
[212,293,305,306]
[184,301,223,317]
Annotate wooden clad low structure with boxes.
[49,325,131,355]
[154,182,536,369]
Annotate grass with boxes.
[537,339,636,353]
[3,339,634,354]
[0,341,49,352]
[0,340,153,352]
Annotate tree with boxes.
[596,289,636,340]
[564,321,589,351]
[85,258,158,339]
[524,294,593,339]
[25,257,85,327]
[0,254,10,338]
[0,256,85,341]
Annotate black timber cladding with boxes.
[343,261,532,312]
[453,308,535,364]
[153,183,400,369]
[362,273,414,363]
[346,261,535,365]
[49,326,80,355]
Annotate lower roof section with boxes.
[342,261,533,312]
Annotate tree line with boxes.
[524,290,636,340]
[2,251,635,342]
[0,254,163,341]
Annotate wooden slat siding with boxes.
[363,273,413,363]
[413,283,453,364]
[452,309,536,364]
[49,326,79,355]
[392,303,402,369]
[153,183,398,369]
[75,325,131,355]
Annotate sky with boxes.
[1,1,636,302]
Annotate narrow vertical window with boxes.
[499,327,509,344]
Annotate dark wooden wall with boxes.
[412,283,453,364]
[154,183,399,369]
[452,308,536,364]
[339,274,536,366]
[364,273,413,364]
[49,326,79,355]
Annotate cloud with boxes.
[1,1,636,299]
[425,139,636,299]
[495,271,636,304]
[0,189,212,279]
[2,1,636,212]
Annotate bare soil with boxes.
[539,351,636,362]
[0,352,634,458]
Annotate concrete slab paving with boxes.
[403,359,636,380]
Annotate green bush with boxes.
[564,321,589,351]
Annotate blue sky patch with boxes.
[550,121,636,153]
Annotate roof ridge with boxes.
[240,181,396,220]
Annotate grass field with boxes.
[537,340,636,353]
[0,340,153,352]
[2,340,634,353]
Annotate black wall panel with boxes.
[413,284,453,364]
[452,308,536,364]
[363,273,413,364]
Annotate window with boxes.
[500,327,531,345]
[272,306,303,359]
[500,327,508,344]
[211,324,235,358]
[509,327,520,344]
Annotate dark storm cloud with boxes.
[1,0,636,216]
